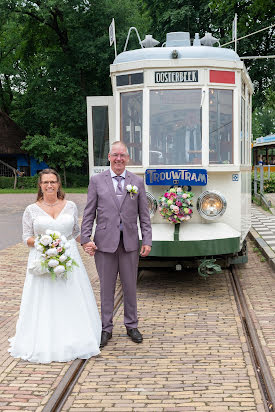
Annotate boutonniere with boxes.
[126,184,138,199]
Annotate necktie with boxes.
[114,176,124,230]
[114,175,124,198]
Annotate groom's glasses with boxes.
[41,181,58,185]
[110,153,128,158]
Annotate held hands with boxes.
[140,245,151,258]
[82,241,97,256]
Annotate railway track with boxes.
[42,268,274,412]
[42,271,144,412]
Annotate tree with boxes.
[21,125,87,186]
[142,0,211,44]
[252,89,275,139]
[208,0,275,109]
[0,0,150,166]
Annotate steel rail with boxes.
[42,284,124,412]
[230,266,275,412]
[42,270,144,412]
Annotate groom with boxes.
[81,141,152,348]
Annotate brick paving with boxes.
[238,237,275,383]
[0,194,274,411]
[0,240,100,411]
[64,259,267,411]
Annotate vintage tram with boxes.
[87,30,253,276]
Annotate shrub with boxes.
[252,171,275,193]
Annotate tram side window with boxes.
[209,89,233,164]
[150,89,202,165]
[121,91,142,165]
[92,106,109,166]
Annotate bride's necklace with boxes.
[43,199,59,207]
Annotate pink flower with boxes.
[169,192,177,199]
[188,208,192,214]
[173,206,179,214]
[57,247,63,252]
[182,193,188,199]
[176,201,182,207]
[164,192,169,198]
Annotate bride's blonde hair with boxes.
[37,169,65,201]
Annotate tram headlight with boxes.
[146,192,158,218]
[197,190,227,220]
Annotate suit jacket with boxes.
[81,169,152,253]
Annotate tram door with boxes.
[86,96,114,176]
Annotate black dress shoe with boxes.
[126,328,143,343]
[100,331,112,348]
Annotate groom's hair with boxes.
[37,168,65,201]
[109,141,129,155]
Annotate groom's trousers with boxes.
[94,236,139,333]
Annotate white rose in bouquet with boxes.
[40,235,52,246]
[54,265,66,275]
[53,230,61,238]
[36,244,44,252]
[48,259,59,268]
[59,254,67,263]
[45,229,54,235]
[46,247,58,256]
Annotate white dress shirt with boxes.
[110,168,126,191]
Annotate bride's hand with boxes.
[82,241,97,256]
[27,237,36,247]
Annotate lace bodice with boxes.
[22,201,80,243]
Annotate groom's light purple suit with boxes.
[81,169,152,332]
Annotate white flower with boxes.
[48,259,59,268]
[126,184,138,194]
[46,247,58,256]
[36,245,44,252]
[59,254,67,263]
[66,261,72,267]
[45,229,54,235]
[53,265,66,275]
[40,235,52,246]
[53,231,61,238]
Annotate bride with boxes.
[8,168,102,363]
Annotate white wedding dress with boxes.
[8,201,102,363]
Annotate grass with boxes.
[0,187,88,194]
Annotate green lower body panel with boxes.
[149,237,240,257]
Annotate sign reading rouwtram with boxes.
[145,168,207,186]
[155,70,198,83]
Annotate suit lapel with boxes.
[120,171,131,207]
[104,170,121,211]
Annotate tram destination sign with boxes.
[145,168,207,186]
[155,70,198,83]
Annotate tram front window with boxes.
[209,89,233,164]
[150,89,201,165]
[121,91,142,165]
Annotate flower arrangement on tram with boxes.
[158,187,194,224]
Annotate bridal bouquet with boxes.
[30,230,77,280]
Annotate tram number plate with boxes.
[145,168,207,186]
[232,174,239,181]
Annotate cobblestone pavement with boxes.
[0,195,274,411]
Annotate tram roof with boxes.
[113,46,240,65]
[253,135,275,147]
